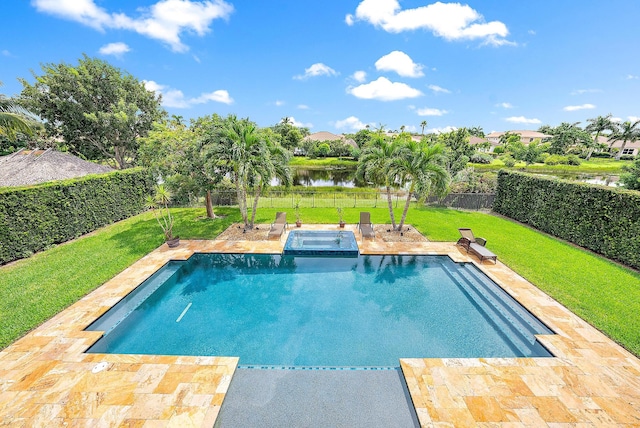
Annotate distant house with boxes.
[0,149,114,187]
[486,130,553,145]
[605,137,640,157]
[468,135,495,152]
[302,131,358,150]
[384,132,423,143]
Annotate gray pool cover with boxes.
[215,368,419,427]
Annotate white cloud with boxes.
[612,117,622,123]
[144,80,233,107]
[334,116,370,131]
[626,74,639,80]
[32,0,233,52]
[428,84,450,94]
[505,116,541,124]
[297,104,310,110]
[274,100,285,106]
[570,88,601,95]
[192,54,201,63]
[528,29,536,35]
[374,51,424,78]
[345,14,354,26]
[563,104,595,112]
[98,42,130,56]
[289,117,313,128]
[294,63,338,80]
[347,77,423,101]
[628,116,640,122]
[2,49,12,57]
[429,126,457,134]
[496,102,513,109]
[347,0,513,46]
[416,107,448,116]
[352,70,367,83]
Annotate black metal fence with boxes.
[209,190,495,211]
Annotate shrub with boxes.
[502,155,516,167]
[0,168,154,265]
[469,153,493,164]
[544,154,564,165]
[566,154,582,165]
[494,170,640,269]
[493,146,505,155]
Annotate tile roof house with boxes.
[0,149,114,187]
[486,130,553,144]
[303,131,358,149]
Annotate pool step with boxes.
[441,262,552,357]
[86,261,184,335]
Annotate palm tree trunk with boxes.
[385,186,396,229]
[234,173,248,226]
[396,191,413,231]
[205,190,216,218]
[249,186,261,228]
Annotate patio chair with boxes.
[268,212,288,240]
[358,212,375,241]
[457,228,497,263]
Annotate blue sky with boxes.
[2,0,639,134]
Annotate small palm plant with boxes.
[336,206,345,227]
[146,184,176,243]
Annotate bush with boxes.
[0,168,154,265]
[493,146,505,154]
[494,170,640,269]
[566,154,581,165]
[544,154,564,165]
[469,153,493,164]
[502,155,516,167]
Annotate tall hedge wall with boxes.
[0,168,154,265]
[494,170,640,270]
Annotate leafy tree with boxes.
[520,141,546,165]
[207,115,291,228]
[608,120,640,161]
[619,157,640,190]
[546,122,590,155]
[585,114,616,160]
[437,128,474,176]
[356,135,403,229]
[316,142,330,157]
[0,81,33,141]
[388,140,449,231]
[138,115,224,218]
[19,55,165,169]
[272,118,304,150]
[499,131,519,146]
[353,129,373,148]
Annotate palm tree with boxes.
[388,141,450,231]
[356,135,402,229]
[0,81,33,140]
[211,115,291,228]
[420,120,427,135]
[281,116,292,125]
[585,114,615,160]
[609,120,640,161]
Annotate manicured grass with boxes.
[472,158,631,174]
[289,157,357,167]
[2,206,639,358]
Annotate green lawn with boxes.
[289,157,357,167]
[472,157,630,174]
[1,206,639,358]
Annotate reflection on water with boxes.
[528,171,619,187]
[273,168,361,187]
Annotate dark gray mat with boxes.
[215,368,419,428]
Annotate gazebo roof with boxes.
[0,149,114,187]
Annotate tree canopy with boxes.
[19,55,165,169]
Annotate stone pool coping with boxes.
[1,223,639,426]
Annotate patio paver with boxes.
[1,223,639,426]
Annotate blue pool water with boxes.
[86,254,553,367]
[284,230,359,257]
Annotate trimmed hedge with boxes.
[0,168,154,265]
[494,170,640,270]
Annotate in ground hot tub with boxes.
[283,230,359,257]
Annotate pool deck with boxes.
[1,224,639,426]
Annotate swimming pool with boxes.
[86,254,553,367]
[284,230,359,257]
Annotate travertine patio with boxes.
[1,223,639,426]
